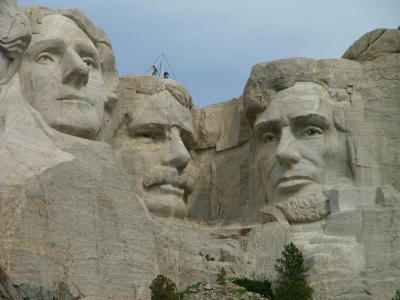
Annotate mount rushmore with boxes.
[0,1,400,299]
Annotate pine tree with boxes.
[149,274,180,300]
[232,277,274,299]
[274,242,313,300]
[392,289,400,300]
[216,267,227,285]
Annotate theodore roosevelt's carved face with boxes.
[20,14,106,139]
[115,90,195,219]
[254,82,348,205]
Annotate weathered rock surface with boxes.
[0,134,160,299]
[0,267,78,300]
[1,1,400,299]
[183,281,269,300]
[189,98,264,225]
[343,28,400,192]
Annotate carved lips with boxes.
[153,184,185,196]
[57,95,94,107]
[142,166,192,196]
[274,175,314,192]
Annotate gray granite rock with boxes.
[1,1,400,299]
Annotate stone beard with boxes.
[19,14,107,140]
[113,84,195,219]
[253,82,349,223]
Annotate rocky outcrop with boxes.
[1,1,400,299]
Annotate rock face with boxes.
[114,75,197,220]
[1,2,400,299]
[343,28,400,192]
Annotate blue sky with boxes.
[18,0,400,107]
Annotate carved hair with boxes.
[243,58,354,126]
[0,0,31,84]
[125,75,193,108]
[23,6,118,108]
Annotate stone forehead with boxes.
[25,6,112,47]
[131,91,190,118]
[131,90,176,108]
[31,14,93,44]
[266,82,334,117]
[121,75,193,108]
[273,82,332,101]
[130,91,194,132]
[257,82,335,125]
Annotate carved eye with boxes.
[140,133,152,139]
[36,53,54,64]
[261,132,279,143]
[302,126,323,137]
[83,58,96,68]
[136,132,162,141]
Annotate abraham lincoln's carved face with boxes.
[254,82,348,207]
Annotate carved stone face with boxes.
[19,14,106,139]
[254,82,348,205]
[115,90,194,218]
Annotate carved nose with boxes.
[276,127,301,168]
[162,129,191,171]
[62,51,89,88]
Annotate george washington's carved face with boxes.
[19,14,106,139]
[254,82,348,206]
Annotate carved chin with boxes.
[52,117,100,139]
[275,189,330,224]
[144,194,188,219]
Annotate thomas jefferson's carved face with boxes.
[254,82,348,205]
[114,90,195,218]
[20,14,106,139]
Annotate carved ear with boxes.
[333,102,350,132]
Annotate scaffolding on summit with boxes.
[146,53,176,80]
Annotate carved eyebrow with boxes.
[27,39,65,55]
[75,42,99,60]
[254,119,281,135]
[128,122,195,147]
[127,123,165,135]
[290,113,330,130]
